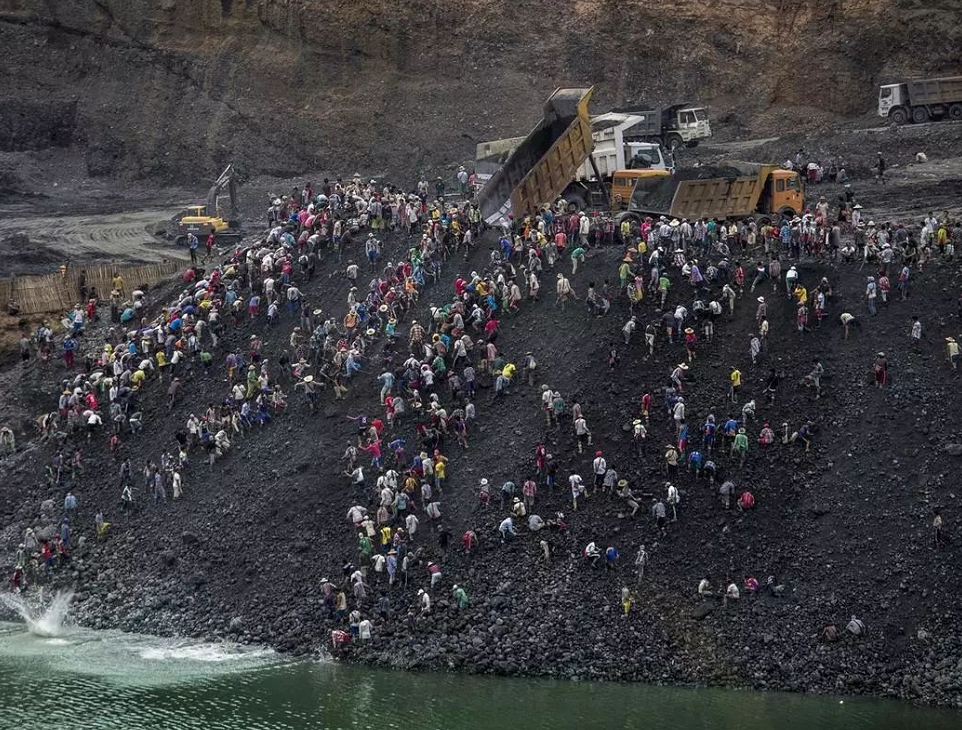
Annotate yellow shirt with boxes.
[795,286,808,305]
[131,370,145,387]
[156,352,168,368]
[730,370,741,387]
[503,363,517,379]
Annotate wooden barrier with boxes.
[1,261,184,315]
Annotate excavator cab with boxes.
[174,166,242,245]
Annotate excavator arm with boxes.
[206,164,239,223]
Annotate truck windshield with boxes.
[693,109,706,121]
[786,176,798,190]
[879,87,892,99]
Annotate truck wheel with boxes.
[779,208,796,220]
[912,106,930,124]
[890,108,907,124]
[949,104,962,121]
[615,212,641,228]
[666,135,684,152]
[566,194,587,213]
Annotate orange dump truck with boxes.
[620,163,804,225]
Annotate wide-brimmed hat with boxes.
[684,327,694,334]
[303,375,314,383]
[757,296,765,303]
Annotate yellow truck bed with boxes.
[478,87,594,223]
[670,165,777,220]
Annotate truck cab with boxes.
[665,105,712,148]
[878,84,908,120]
[608,142,672,211]
[610,169,672,211]
[760,169,804,219]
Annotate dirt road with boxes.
[0,206,186,276]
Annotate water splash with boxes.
[0,590,74,637]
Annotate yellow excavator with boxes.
[173,164,242,246]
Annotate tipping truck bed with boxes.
[478,87,594,224]
[669,165,777,220]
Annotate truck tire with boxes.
[615,212,641,228]
[779,208,797,220]
[890,107,908,124]
[912,106,930,124]
[949,104,962,121]
[666,134,684,152]
[566,194,587,213]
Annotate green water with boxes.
[0,622,958,730]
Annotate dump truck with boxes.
[173,164,242,246]
[476,110,672,214]
[477,87,595,224]
[878,76,962,124]
[617,163,804,225]
[607,103,713,150]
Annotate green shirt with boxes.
[734,434,749,451]
[570,247,586,260]
[658,276,671,291]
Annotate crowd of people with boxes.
[6,161,954,649]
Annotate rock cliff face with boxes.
[0,0,959,183]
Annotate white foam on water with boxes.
[139,643,275,663]
[0,608,280,687]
